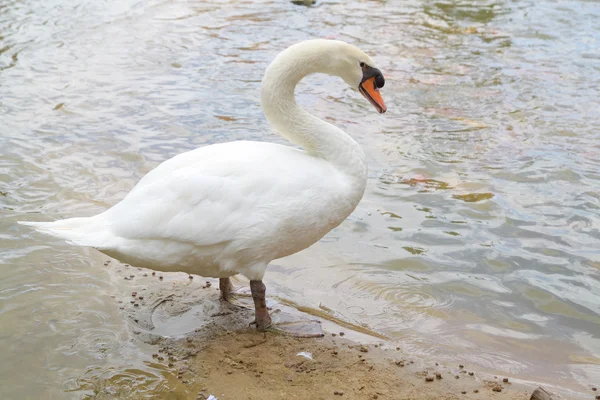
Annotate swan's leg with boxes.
[219,278,233,301]
[220,277,253,309]
[249,280,323,338]
[250,280,272,331]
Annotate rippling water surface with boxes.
[1,0,599,398]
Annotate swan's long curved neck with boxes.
[260,41,367,181]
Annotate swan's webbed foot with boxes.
[249,280,323,338]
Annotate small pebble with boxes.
[425,376,434,382]
[168,363,174,367]
[503,378,509,383]
[455,375,459,379]
[152,272,156,276]
[371,395,378,400]
[143,273,148,277]
[189,275,193,279]
[138,296,144,300]
[459,364,464,369]
[159,276,163,280]
[596,396,600,400]
[132,292,137,297]
[461,391,466,395]
[435,372,442,379]
[359,346,368,353]
[130,300,135,304]
[395,361,404,367]
[333,390,344,396]
[332,333,337,337]
[134,303,139,307]
[152,353,158,358]
[205,281,211,287]
[130,275,134,278]
[592,387,597,391]
[339,332,345,336]
[469,371,474,376]
[473,389,479,393]
[492,386,502,392]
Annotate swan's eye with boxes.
[359,62,366,68]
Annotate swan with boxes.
[20,39,386,336]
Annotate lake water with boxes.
[1,0,599,398]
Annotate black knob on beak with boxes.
[375,73,385,89]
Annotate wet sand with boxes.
[102,262,581,400]
[158,331,533,400]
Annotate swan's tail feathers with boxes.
[18,217,108,247]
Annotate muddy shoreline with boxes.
[156,330,535,400]
[95,261,590,400]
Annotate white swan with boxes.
[20,39,386,335]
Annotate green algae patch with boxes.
[452,193,494,203]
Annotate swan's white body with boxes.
[20,39,384,281]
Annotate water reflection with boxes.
[426,0,507,24]
[1,0,600,397]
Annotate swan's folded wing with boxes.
[103,169,268,247]
[100,145,339,250]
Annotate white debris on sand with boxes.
[296,351,313,360]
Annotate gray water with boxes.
[1,0,599,398]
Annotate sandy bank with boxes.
[99,261,585,400]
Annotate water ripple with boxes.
[1,0,599,397]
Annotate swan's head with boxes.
[263,39,387,114]
[333,41,387,114]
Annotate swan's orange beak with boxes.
[359,77,386,114]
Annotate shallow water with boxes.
[1,0,599,398]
